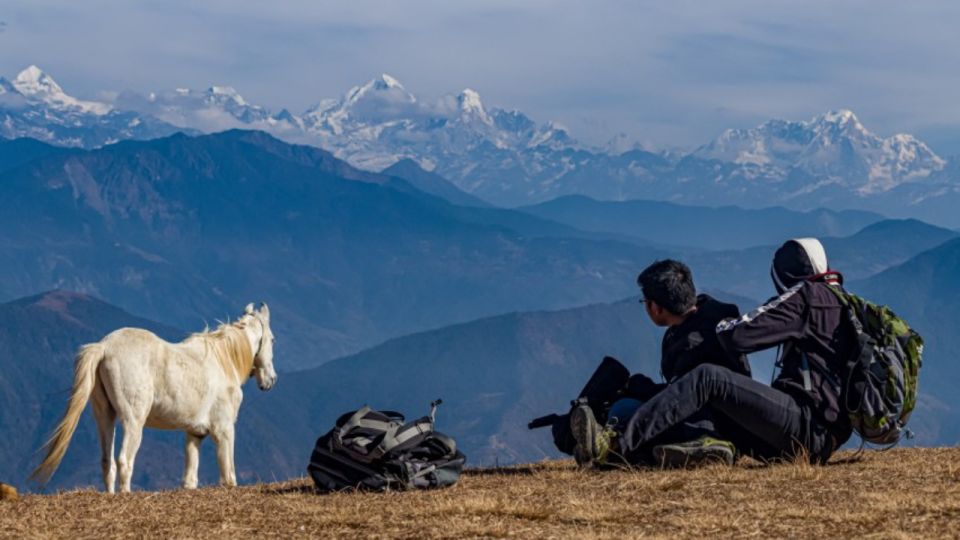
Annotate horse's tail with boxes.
[31,343,106,484]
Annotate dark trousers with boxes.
[609,397,720,465]
[620,364,834,464]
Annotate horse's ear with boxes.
[244,303,255,315]
[259,302,270,319]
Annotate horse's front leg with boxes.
[183,433,203,489]
[211,424,237,487]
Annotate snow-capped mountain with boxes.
[1,66,957,212]
[0,66,183,147]
[279,73,594,189]
[109,73,949,207]
[113,85,289,133]
[695,110,946,195]
[12,65,111,115]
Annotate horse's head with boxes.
[243,302,277,391]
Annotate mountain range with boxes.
[0,66,184,147]
[3,66,960,224]
[518,195,883,251]
[3,128,955,370]
[0,131,678,368]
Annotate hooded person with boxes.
[570,238,856,469]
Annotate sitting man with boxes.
[570,259,751,467]
[572,238,855,468]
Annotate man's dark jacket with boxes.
[629,294,751,399]
[716,281,855,444]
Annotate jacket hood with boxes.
[693,294,740,321]
[771,238,829,294]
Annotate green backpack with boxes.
[828,287,923,445]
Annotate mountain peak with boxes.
[456,88,493,125]
[809,109,867,136]
[342,74,415,108]
[13,65,63,97]
[377,73,404,89]
[207,85,247,105]
[819,109,859,124]
[458,88,483,110]
[16,64,47,81]
[11,65,111,115]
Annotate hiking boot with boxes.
[570,405,618,467]
[652,436,736,469]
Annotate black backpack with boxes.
[308,400,466,492]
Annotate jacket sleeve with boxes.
[716,284,808,355]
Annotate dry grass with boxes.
[3,448,959,539]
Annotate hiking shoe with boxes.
[570,405,617,467]
[652,436,736,469]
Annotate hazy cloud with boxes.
[1,0,959,153]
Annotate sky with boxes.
[2,0,959,153]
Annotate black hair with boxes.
[636,259,696,315]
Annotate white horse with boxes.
[32,302,277,493]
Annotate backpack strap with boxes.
[822,285,882,420]
[377,400,444,458]
[335,407,408,462]
[338,406,396,434]
[800,351,813,392]
[376,417,434,458]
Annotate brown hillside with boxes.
[3,448,959,539]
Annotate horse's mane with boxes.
[186,320,255,382]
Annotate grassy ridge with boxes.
[3,448,958,538]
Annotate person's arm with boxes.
[716,283,808,355]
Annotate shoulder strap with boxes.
[337,406,397,436]
[378,417,434,457]
[824,285,865,335]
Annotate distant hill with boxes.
[688,219,959,302]
[0,138,67,174]
[519,195,883,250]
[0,291,200,491]
[0,131,671,368]
[382,159,491,208]
[853,237,960,397]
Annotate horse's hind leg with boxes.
[91,381,117,494]
[116,420,144,493]
[183,433,203,489]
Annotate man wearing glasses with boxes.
[571,259,751,468]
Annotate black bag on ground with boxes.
[528,356,632,455]
[308,400,466,492]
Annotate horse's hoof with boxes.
[0,483,17,501]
